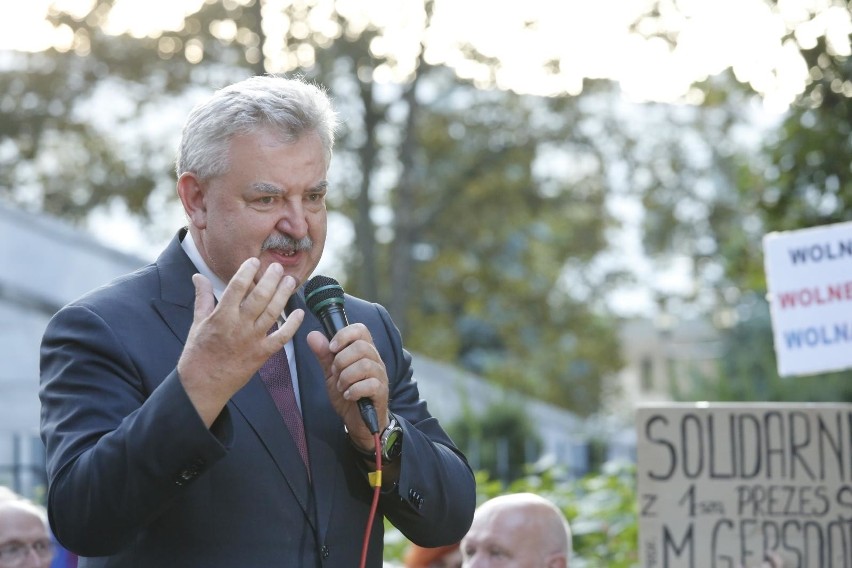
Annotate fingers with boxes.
[218,258,298,333]
[310,327,389,438]
[307,327,386,400]
[268,309,304,351]
[245,263,297,331]
[191,273,215,321]
[219,257,261,308]
[325,325,388,401]
[307,330,333,374]
[337,359,387,402]
[326,322,371,353]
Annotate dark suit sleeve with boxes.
[364,303,476,546]
[40,304,230,556]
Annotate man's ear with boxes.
[177,172,208,230]
[545,553,567,568]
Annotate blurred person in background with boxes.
[461,493,571,568]
[0,487,54,568]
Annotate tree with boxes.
[627,0,852,302]
[3,0,631,413]
[619,0,852,404]
[446,401,542,484]
[721,2,852,297]
[675,292,852,404]
[0,0,263,222]
[759,35,852,231]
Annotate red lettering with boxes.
[777,281,852,310]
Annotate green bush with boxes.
[445,400,542,485]
[385,461,640,567]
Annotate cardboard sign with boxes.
[637,403,852,568]
[763,221,852,376]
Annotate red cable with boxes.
[359,432,382,568]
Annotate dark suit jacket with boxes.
[39,230,475,567]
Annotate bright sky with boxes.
[2,0,849,111]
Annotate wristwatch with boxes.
[379,413,403,464]
[347,413,404,464]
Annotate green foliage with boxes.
[627,1,852,406]
[753,36,852,251]
[2,0,625,416]
[390,81,624,412]
[444,401,542,484]
[385,463,640,567]
[17,0,849,416]
[0,1,261,223]
[675,293,852,403]
[624,1,852,332]
[716,31,852,298]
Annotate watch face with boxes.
[382,427,403,461]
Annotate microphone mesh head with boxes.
[304,275,345,315]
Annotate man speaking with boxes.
[39,75,475,567]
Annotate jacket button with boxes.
[174,459,206,486]
[408,488,424,509]
[321,545,330,559]
[175,469,195,486]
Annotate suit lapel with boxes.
[230,378,316,530]
[290,293,343,544]
[151,230,197,343]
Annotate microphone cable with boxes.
[360,431,382,568]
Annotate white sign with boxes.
[637,403,852,568]
[763,221,852,377]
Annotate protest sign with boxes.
[637,403,852,568]
[763,221,852,376]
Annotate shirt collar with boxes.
[181,231,227,301]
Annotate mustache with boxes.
[261,233,313,252]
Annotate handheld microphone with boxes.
[304,275,380,434]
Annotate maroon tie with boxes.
[259,326,311,477]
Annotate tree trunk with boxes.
[355,79,380,301]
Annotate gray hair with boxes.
[175,75,338,180]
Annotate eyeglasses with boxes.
[0,539,53,567]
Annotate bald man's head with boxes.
[461,493,571,568]
[0,488,53,568]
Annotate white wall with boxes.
[0,203,146,496]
